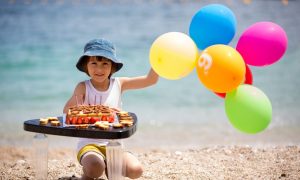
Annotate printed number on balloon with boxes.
[198,53,212,74]
[196,45,245,93]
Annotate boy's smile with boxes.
[94,72,105,78]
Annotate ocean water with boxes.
[0,0,300,148]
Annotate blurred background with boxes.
[0,0,299,149]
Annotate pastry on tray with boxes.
[47,117,59,121]
[112,123,123,129]
[95,121,110,130]
[75,124,89,129]
[39,117,60,126]
[120,120,133,127]
[50,121,61,126]
[39,118,49,125]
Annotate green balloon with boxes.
[225,84,272,134]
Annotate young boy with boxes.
[64,38,159,179]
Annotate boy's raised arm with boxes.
[120,68,159,92]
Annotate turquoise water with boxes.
[1,0,300,148]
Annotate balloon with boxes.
[236,21,288,66]
[215,92,226,98]
[214,64,253,98]
[244,64,253,85]
[196,44,245,93]
[149,32,199,80]
[225,84,272,134]
[189,4,237,50]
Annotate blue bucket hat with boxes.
[76,39,123,73]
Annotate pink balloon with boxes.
[236,22,288,66]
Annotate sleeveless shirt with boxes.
[83,78,122,108]
[77,77,122,151]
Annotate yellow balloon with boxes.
[149,32,199,80]
[196,45,245,93]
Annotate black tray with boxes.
[23,113,137,139]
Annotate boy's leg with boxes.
[80,151,106,179]
[123,152,143,179]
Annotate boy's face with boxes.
[87,56,112,82]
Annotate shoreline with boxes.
[1,145,299,179]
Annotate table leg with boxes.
[33,133,48,180]
[106,140,124,180]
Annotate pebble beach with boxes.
[1,145,300,179]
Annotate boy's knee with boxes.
[81,152,105,178]
[126,162,143,179]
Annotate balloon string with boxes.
[80,94,84,105]
[75,95,78,107]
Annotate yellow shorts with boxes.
[77,144,106,164]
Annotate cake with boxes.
[65,105,135,129]
[65,105,115,125]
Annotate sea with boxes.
[0,0,300,149]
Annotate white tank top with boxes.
[83,78,122,109]
[77,77,123,152]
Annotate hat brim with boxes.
[76,50,123,73]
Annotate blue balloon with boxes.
[189,4,237,50]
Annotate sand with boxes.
[1,145,300,180]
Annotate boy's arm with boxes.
[63,82,86,113]
[120,68,159,92]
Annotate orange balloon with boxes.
[214,64,253,98]
[196,45,245,93]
